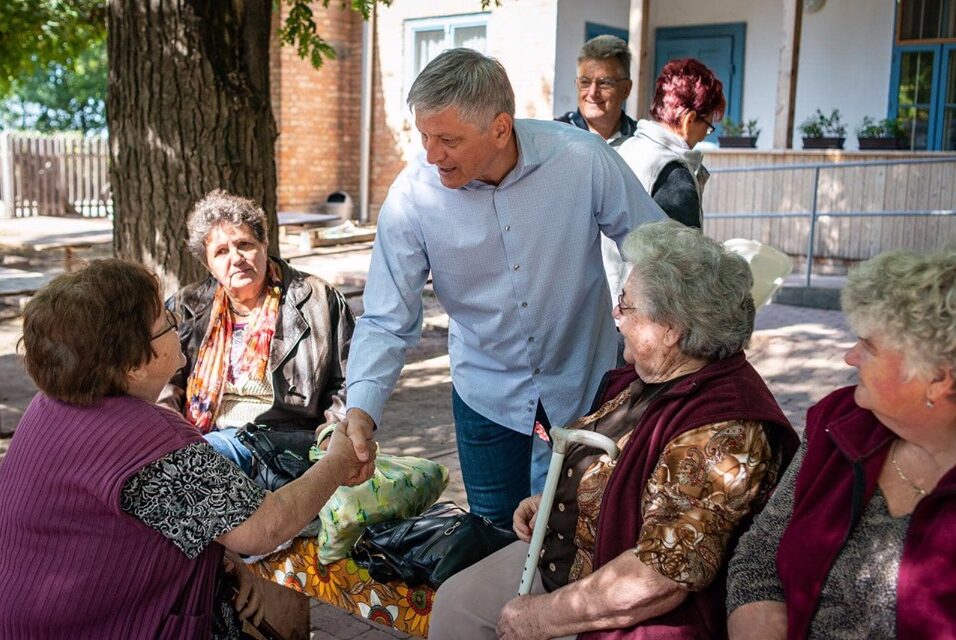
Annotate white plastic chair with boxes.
[723,238,793,310]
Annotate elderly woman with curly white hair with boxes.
[429,220,799,640]
[727,247,956,639]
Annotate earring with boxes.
[926,398,935,408]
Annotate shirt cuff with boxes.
[345,381,392,427]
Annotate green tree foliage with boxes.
[0,39,107,132]
[0,1,106,97]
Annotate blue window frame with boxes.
[888,1,956,150]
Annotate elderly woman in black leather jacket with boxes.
[160,190,354,475]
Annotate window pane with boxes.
[899,0,947,40]
[942,107,956,149]
[898,107,932,149]
[898,50,935,105]
[453,25,486,52]
[414,29,446,77]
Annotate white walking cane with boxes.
[517,426,620,596]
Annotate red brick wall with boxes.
[270,3,364,215]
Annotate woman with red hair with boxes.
[606,58,725,299]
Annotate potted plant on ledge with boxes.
[799,108,846,150]
[856,116,905,150]
[718,117,760,148]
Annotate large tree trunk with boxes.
[107,0,279,291]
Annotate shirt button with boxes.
[534,367,540,374]
[521,301,528,307]
[548,562,556,572]
[504,224,511,231]
[566,468,573,477]
[527,336,534,343]
[528,400,534,406]
[557,503,565,512]
[557,532,564,540]
[540,548,546,558]
[513,264,520,271]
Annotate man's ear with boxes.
[491,112,514,149]
[622,79,633,100]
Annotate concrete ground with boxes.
[0,242,858,639]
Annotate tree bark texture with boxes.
[108,0,279,291]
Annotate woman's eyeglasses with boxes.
[698,114,717,136]
[151,308,180,341]
[617,292,638,314]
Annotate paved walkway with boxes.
[0,242,858,639]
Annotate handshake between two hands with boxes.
[317,408,378,486]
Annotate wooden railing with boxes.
[702,151,956,267]
[0,131,111,218]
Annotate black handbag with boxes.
[352,501,517,589]
[235,424,318,491]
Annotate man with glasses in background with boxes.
[556,35,636,147]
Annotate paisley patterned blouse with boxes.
[566,386,780,591]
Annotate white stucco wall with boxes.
[648,0,895,149]
[554,0,630,117]
[375,0,559,162]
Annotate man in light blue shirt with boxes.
[342,48,664,527]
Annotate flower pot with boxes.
[718,136,758,149]
[802,136,845,150]
[857,137,902,151]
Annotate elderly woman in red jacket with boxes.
[429,221,798,639]
[727,247,956,639]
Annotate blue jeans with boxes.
[452,388,552,529]
[204,427,255,476]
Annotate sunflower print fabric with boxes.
[247,538,436,637]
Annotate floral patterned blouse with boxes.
[564,385,780,591]
[120,442,266,639]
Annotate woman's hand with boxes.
[325,423,375,486]
[512,495,542,542]
[496,594,553,640]
[224,552,265,627]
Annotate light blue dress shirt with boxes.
[346,119,665,434]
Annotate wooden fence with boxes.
[0,131,111,218]
[702,150,956,262]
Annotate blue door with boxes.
[655,23,746,140]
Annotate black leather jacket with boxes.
[159,257,354,431]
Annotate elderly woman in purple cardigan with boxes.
[727,247,956,639]
[0,259,371,639]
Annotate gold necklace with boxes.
[890,440,926,499]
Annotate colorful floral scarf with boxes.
[185,261,282,433]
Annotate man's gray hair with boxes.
[407,48,515,128]
[622,220,755,361]
[186,190,269,264]
[841,247,956,388]
[578,35,631,78]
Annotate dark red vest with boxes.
[0,394,224,639]
[580,352,799,640]
[777,386,956,639]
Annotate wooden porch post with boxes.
[0,131,15,219]
[626,0,652,119]
[773,0,803,148]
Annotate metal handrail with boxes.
[707,156,956,286]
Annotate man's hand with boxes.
[512,495,542,542]
[496,594,552,640]
[343,408,377,463]
[325,422,375,486]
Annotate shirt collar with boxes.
[462,119,541,191]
